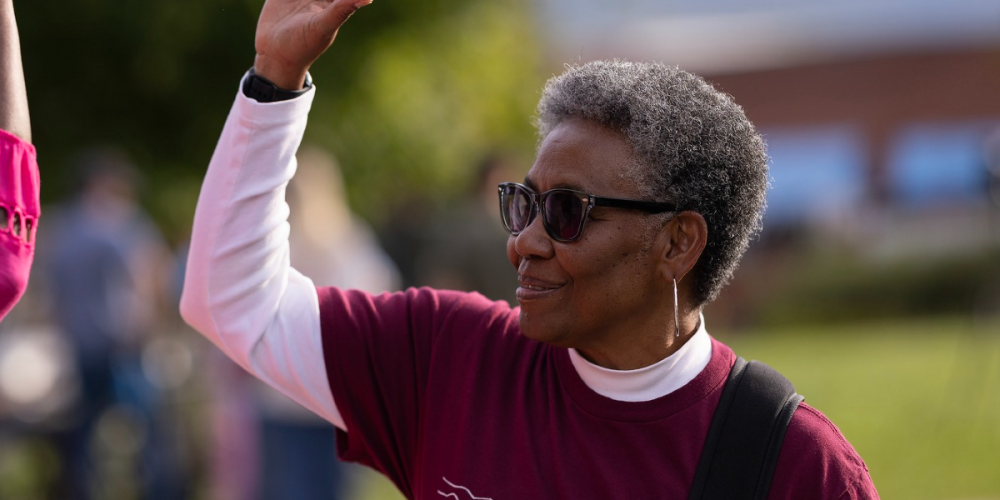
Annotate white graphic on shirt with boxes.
[437,477,493,500]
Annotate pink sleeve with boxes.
[0,129,40,320]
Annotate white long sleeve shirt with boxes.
[179,77,712,432]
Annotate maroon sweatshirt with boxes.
[319,286,878,499]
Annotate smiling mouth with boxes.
[516,275,563,301]
[516,286,560,302]
[520,283,552,291]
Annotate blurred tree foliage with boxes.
[15,0,545,241]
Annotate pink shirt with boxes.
[0,129,39,320]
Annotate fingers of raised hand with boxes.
[317,0,371,35]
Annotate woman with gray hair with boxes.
[181,0,878,498]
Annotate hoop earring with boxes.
[673,278,680,338]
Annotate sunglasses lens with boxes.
[543,190,585,241]
[500,184,588,241]
[501,185,533,233]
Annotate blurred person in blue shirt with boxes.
[41,148,177,499]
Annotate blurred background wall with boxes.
[0,0,997,498]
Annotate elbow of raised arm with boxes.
[178,285,199,331]
[179,270,211,336]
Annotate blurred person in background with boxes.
[208,145,399,500]
[378,194,432,289]
[285,146,400,296]
[41,149,179,499]
[0,0,40,320]
[181,0,878,498]
[415,152,519,305]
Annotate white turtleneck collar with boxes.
[567,315,713,402]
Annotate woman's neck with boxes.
[575,311,702,370]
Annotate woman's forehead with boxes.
[526,118,643,196]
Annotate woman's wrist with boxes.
[253,55,309,91]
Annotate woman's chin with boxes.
[517,310,574,347]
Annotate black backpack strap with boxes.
[688,357,805,500]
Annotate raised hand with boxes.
[254,0,372,90]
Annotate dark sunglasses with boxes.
[498,182,678,242]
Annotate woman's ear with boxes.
[659,211,708,284]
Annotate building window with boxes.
[761,125,867,228]
[887,122,998,207]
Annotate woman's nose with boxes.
[512,212,554,260]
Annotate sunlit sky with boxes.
[535,0,1000,74]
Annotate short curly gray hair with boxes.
[536,60,768,305]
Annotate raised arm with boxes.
[0,0,30,142]
[180,0,372,429]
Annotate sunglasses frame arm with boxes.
[590,196,678,214]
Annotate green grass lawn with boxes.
[352,316,1000,500]
[718,316,1000,500]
